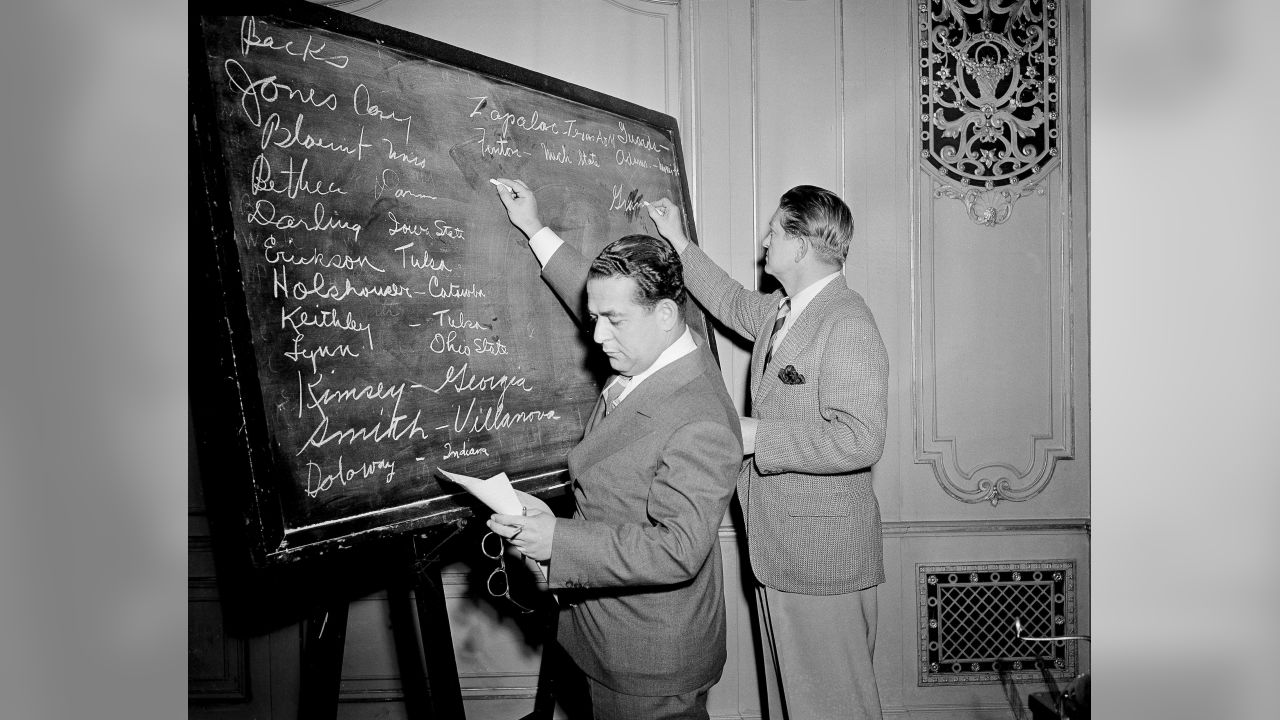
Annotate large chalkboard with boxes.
[190,1,707,565]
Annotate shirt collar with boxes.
[785,270,842,322]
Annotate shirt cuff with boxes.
[528,226,563,268]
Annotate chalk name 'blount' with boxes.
[261,113,371,160]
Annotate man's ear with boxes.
[655,298,680,331]
[793,235,809,263]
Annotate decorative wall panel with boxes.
[910,1,1079,509]
[918,0,1060,226]
[917,560,1078,686]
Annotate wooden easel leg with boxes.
[387,583,432,718]
[520,605,562,720]
[414,563,467,718]
[298,601,349,720]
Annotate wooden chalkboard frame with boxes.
[189,0,712,567]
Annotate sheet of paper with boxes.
[436,469,552,585]
[436,468,523,515]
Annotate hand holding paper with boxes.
[488,489,555,564]
[437,468,552,583]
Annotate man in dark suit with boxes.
[648,186,890,720]
[485,178,742,720]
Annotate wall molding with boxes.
[884,518,1088,537]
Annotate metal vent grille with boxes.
[918,561,1077,686]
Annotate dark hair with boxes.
[588,234,687,309]
[778,185,855,266]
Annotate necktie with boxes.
[603,375,631,415]
[763,296,791,367]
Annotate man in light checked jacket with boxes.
[649,185,890,720]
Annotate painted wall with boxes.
[190,1,1089,718]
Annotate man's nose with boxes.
[592,319,610,344]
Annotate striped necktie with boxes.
[603,375,631,415]
[763,296,791,367]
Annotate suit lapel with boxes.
[574,347,707,474]
[753,280,844,407]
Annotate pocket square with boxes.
[778,364,805,385]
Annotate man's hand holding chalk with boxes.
[645,197,689,253]
[490,178,543,238]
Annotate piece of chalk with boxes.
[489,178,514,193]
[641,200,665,215]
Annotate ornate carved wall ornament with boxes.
[918,0,1060,226]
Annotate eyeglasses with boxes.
[480,531,535,614]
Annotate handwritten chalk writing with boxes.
[247,200,362,243]
[251,154,347,198]
[262,113,371,160]
[616,149,649,169]
[609,184,647,214]
[543,144,574,165]
[354,84,412,143]
[299,409,429,455]
[272,267,416,302]
[264,236,386,273]
[616,122,666,153]
[468,96,561,137]
[434,220,465,241]
[438,396,560,434]
[429,331,472,356]
[427,276,485,298]
[305,456,397,498]
[240,17,349,69]
[472,127,525,159]
[578,148,600,167]
[380,138,427,169]
[393,242,452,272]
[281,306,374,349]
[561,119,614,147]
[224,59,338,128]
[373,169,438,201]
[472,337,509,356]
[387,212,435,237]
[417,363,534,406]
[431,309,489,331]
[303,375,407,420]
[285,336,360,374]
[443,441,489,460]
